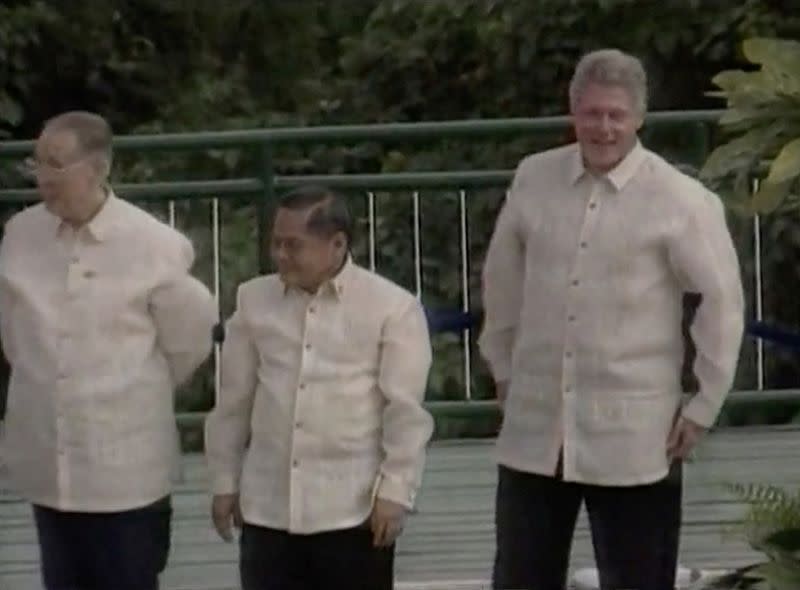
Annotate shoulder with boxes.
[118,198,191,250]
[349,264,421,316]
[3,203,50,238]
[236,274,284,307]
[642,152,725,218]
[114,198,195,267]
[515,143,577,177]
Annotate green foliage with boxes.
[693,484,800,590]
[700,38,800,215]
[3,1,800,437]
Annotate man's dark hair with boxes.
[278,185,353,247]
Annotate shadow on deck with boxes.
[1,426,799,590]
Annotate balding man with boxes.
[0,111,217,590]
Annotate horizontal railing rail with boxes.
[2,108,798,434]
[0,110,723,155]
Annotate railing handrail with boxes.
[0,171,517,203]
[0,109,723,156]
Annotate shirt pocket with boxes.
[580,392,678,435]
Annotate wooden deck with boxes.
[1,426,799,590]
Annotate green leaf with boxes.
[742,38,800,99]
[763,528,800,553]
[751,179,794,214]
[710,70,779,108]
[750,561,800,590]
[766,138,800,184]
[700,121,788,182]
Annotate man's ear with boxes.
[93,156,111,180]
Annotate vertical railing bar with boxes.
[367,191,377,272]
[459,189,472,401]
[752,178,764,390]
[212,198,222,405]
[258,144,275,274]
[168,200,176,228]
[412,190,422,298]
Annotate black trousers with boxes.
[240,521,395,590]
[493,462,682,590]
[32,496,172,590]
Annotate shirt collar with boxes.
[282,255,353,300]
[56,188,120,242]
[568,140,647,192]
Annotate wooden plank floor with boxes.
[1,426,799,590]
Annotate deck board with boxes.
[1,425,799,589]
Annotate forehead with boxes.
[35,128,82,161]
[574,83,635,112]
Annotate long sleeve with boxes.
[204,286,259,495]
[149,236,217,386]
[667,192,745,427]
[375,297,434,509]
[478,175,526,383]
[0,223,16,366]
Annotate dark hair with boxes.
[43,111,113,163]
[278,185,353,246]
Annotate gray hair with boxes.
[43,111,113,174]
[568,49,648,116]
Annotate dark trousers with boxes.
[493,462,682,590]
[32,496,172,590]
[240,522,395,590]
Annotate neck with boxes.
[66,186,108,228]
[302,252,348,294]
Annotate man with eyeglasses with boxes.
[0,111,217,590]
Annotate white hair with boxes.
[569,49,648,115]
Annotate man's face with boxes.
[269,207,343,292]
[571,83,642,174]
[30,128,101,221]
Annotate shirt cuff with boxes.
[682,392,723,429]
[375,473,417,510]
[211,473,240,496]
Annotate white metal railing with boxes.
[178,185,766,410]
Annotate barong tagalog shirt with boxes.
[205,259,434,534]
[0,193,217,511]
[479,142,744,486]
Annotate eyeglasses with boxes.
[18,155,91,179]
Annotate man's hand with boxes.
[495,381,509,410]
[666,416,707,462]
[211,493,243,542]
[370,498,407,548]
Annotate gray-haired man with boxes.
[480,49,744,590]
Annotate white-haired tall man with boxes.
[479,49,745,590]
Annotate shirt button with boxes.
[299,383,306,390]
[565,351,573,359]
[304,343,311,350]
[589,202,597,210]
[294,421,303,429]
[292,460,299,468]
[571,279,580,287]
[308,306,316,314]
[568,315,576,322]
[580,242,588,248]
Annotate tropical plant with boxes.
[692,483,800,590]
[699,37,800,216]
